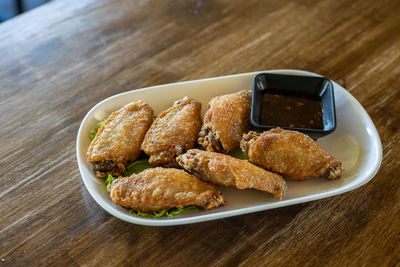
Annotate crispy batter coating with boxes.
[198,90,251,154]
[240,128,344,181]
[87,100,153,178]
[108,167,225,212]
[141,97,202,167]
[177,149,286,200]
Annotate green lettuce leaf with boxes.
[101,149,252,218]
[228,147,250,161]
[103,162,197,218]
[122,158,153,176]
[94,124,252,219]
[122,159,197,218]
[129,206,199,218]
[89,119,106,140]
[228,147,259,165]
[104,174,116,192]
[165,206,198,216]
[196,144,206,150]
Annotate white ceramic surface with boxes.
[76,70,382,226]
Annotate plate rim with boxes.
[76,69,382,226]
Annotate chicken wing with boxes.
[87,100,153,178]
[240,128,344,180]
[108,167,225,212]
[198,90,251,154]
[177,149,286,200]
[141,97,202,167]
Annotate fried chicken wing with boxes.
[108,167,225,212]
[240,128,344,180]
[198,90,251,154]
[141,97,202,167]
[87,100,153,178]
[177,149,286,200]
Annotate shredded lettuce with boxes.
[89,119,106,140]
[122,158,153,176]
[129,206,198,218]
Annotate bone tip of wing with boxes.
[175,154,186,167]
[274,180,287,200]
[124,100,154,114]
[95,171,106,179]
[124,100,144,109]
[240,131,260,153]
[205,191,226,209]
[148,153,179,168]
[173,96,200,107]
[326,160,344,180]
[173,96,189,106]
[176,149,197,167]
[106,183,113,193]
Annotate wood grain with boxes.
[1,0,400,265]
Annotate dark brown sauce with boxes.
[260,90,323,129]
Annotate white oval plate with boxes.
[76,70,382,226]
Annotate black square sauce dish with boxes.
[251,73,337,139]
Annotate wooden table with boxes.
[1,0,399,265]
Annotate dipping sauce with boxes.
[260,90,323,129]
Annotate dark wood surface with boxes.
[1,0,399,265]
